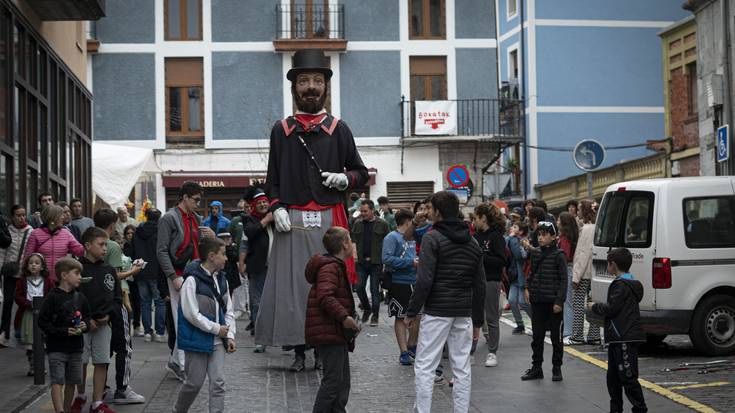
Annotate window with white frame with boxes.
[508,46,519,81]
[507,0,518,20]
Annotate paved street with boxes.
[5,302,726,413]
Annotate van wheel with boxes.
[690,295,735,356]
[645,334,667,346]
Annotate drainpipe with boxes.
[722,0,734,175]
[519,0,528,198]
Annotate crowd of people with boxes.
[0,184,649,413]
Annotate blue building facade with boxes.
[496,0,689,192]
[91,0,502,210]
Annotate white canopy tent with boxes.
[92,142,161,209]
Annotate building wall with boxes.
[455,0,495,39]
[212,0,274,42]
[536,112,663,183]
[93,53,156,140]
[691,0,735,176]
[456,48,497,99]
[14,1,88,86]
[212,52,283,140]
[339,51,401,137]
[344,0,399,41]
[496,0,690,191]
[95,0,154,43]
[92,0,499,207]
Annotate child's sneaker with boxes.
[89,402,117,413]
[407,345,417,359]
[521,366,544,381]
[70,395,86,413]
[254,345,266,353]
[399,351,412,365]
[552,367,563,382]
[143,333,152,342]
[113,387,145,404]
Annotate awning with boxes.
[92,142,161,209]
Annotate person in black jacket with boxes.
[243,188,274,350]
[133,208,167,342]
[472,203,507,368]
[589,248,647,413]
[39,257,91,413]
[406,191,486,413]
[522,221,567,382]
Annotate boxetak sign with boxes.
[415,100,457,135]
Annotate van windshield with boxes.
[594,190,654,248]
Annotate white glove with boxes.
[274,208,291,232]
[321,172,349,191]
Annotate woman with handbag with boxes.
[0,205,33,347]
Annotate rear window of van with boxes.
[594,190,654,248]
[683,196,735,248]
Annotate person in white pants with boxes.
[405,191,486,413]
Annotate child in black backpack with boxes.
[39,257,91,413]
[588,248,647,413]
[521,221,566,382]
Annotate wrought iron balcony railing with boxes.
[400,98,525,140]
[276,3,344,40]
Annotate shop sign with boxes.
[415,100,457,135]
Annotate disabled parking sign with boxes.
[717,125,729,163]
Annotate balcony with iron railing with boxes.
[274,3,346,51]
[400,97,525,142]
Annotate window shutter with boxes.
[386,181,435,208]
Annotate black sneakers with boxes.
[512,325,525,335]
[361,310,371,323]
[290,355,306,372]
[552,367,563,382]
[521,366,544,381]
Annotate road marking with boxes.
[499,316,721,413]
[668,381,731,391]
[565,346,720,413]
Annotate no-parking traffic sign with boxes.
[446,164,470,189]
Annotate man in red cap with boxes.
[256,49,368,372]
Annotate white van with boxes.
[589,177,735,355]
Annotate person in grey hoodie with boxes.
[157,181,215,380]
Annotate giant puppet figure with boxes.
[255,49,368,371]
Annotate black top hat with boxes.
[287,49,333,81]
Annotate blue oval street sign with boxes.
[573,139,606,171]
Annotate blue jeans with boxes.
[356,263,381,315]
[138,279,166,335]
[563,264,574,337]
[249,271,267,323]
[507,283,531,326]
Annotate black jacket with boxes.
[0,215,11,249]
[526,244,567,305]
[243,215,271,275]
[266,115,369,207]
[473,229,506,282]
[133,221,161,281]
[78,257,122,320]
[38,287,91,353]
[407,219,486,327]
[591,275,646,343]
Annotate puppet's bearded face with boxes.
[293,72,327,114]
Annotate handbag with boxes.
[1,228,29,277]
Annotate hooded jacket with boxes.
[132,220,161,281]
[304,254,356,349]
[406,219,486,327]
[591,274,646,343]
[473,228,506,282]
[526,244,567,305]
[22,226,85,283]
[77,256,122,320]
[202,201,231,235]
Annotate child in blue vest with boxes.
[173,237,236,413]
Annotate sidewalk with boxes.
[20,304,695,413]
[0,338,47,413]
